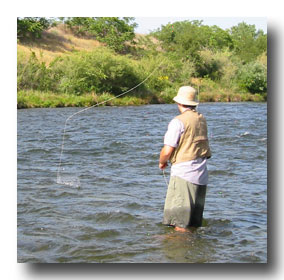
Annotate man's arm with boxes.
[159,145,175,170]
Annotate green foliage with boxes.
[49,50,106,94]
[135,52,196,96]
[64,17,137,53]
[133,35,162,58]
[229,22,267,63]
[152,20,233,61]
[195,48,238,85]
[207,25,234,50]
[158,87,177,103]
[153,20,266,66]
[17,51,53,91]
[237,61,267,93]
[49,47,143,95]
[17,18,267,107]
[196,49,224,80]
[153,20,204,60]
[17,90,149,108]
[17,17,51,40]
[18,48,195,97]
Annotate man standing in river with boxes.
[159,86,211,232]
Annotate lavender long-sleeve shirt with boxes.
[164,118,208,185]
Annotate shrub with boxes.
[195,48,237,84]
[195,49,224,80]
[158,87,176,103]
[50,47,143,95]
[17,51,54,91]
[136,54,172,92]
[17,17,51,40]
[237,61,267,93]
[65,17,137,53]
[137,53,195,94]
[49,51,106,94]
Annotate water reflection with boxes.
[156,225,216,263]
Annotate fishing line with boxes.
[197,84,200,110]
[56,58,166,186]
[162,169,169,187]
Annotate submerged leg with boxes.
[163,176,207,228]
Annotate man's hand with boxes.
[159,145,175,170]
[159,162,168,170]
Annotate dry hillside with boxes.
[17,24,103,65]
[17,24,160,65]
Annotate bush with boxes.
[17,51,54,91]
[195,48,237,84]
[17,46,198,99]
[158,87,176,103]
[196,49,224,80]
[65,17,137,53]
[50,47,143,95]
[137,53,195,94]
[18,48,178,96]
[49,50,106,94]
[136,54,172,92]
[17,17,51,40]
[237,61,267,93]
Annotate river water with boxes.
[17,103,267,263]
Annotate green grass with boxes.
[17,89,266,109]
[199,91,266,102]
[17,90,153,109]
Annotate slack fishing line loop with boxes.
[57,58,166,185]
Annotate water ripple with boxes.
[17,103,267,263]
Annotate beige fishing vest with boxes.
[170,109,211,165]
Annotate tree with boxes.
[152,20,233,62]
[17,17,51,40]
[207,25,233,50]
[229,22,267,63]
[153,20,205,60]
[64,17,138,53]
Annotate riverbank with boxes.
[17,90,266,109]
[17,24,267,109]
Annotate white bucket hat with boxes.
[173,86,199,106]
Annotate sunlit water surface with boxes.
[17,103,267,263]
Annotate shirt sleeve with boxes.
[164,118,184,148]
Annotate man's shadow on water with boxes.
[22,24,278,276]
